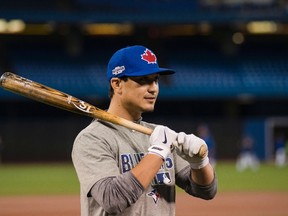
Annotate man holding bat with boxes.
[72,45,217,216]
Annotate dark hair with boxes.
[108,76,128,98]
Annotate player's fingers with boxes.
[172,140,182,151]
[177,132,186,144]
[192,137,206,155]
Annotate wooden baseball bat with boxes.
[0,72,207,158]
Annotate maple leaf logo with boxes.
[141,49,157,64]
[147,189,160,204]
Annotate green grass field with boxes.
[216,162,288,192]
[0,162,288,196]
[0,163,79,195]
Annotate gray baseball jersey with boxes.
[72,118,212,216]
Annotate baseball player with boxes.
[72,45,217,216]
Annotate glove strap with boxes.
[148,145,170,160]
[190,156,209,170]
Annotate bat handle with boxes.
[173,142,208,159]
[144,127,207,158]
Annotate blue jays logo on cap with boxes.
[107,45,175,81]
[141,49,157,64]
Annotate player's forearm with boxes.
[191,163,215,186]
[131,154,164,189]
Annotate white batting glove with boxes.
[174,132,209,169]
[148,125,177,160]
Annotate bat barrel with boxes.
[0,72,94,116]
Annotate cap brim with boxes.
[123,68,175,78]
[158,68,175,75]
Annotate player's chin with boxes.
[142,104,155,112]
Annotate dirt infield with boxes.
[177,192,288,216]
[0,192,288,216]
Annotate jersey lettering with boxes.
[165,157,173,169]
[121,152,174,185]
[121,154,132,173]
[120,152,145,173]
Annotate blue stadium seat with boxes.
[1,49,288,100]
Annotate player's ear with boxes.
[110,78,122,94]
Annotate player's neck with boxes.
[107,100,141,122]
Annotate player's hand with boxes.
[174,132,209,169]
[148,125,177,160]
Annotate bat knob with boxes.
[199,145,208,158]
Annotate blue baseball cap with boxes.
[107,45,175,81]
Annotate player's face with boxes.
[122,74,159,113]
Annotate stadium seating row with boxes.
[0,50,287,100]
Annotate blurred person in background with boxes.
[236,134,260,172]
[197,124,216,167]
[274,135,287,167]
